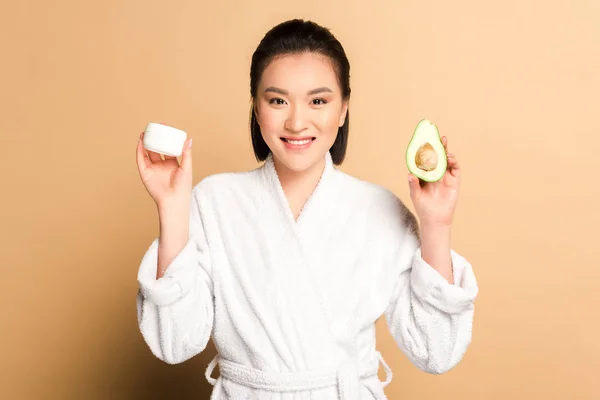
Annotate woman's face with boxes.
[254,52,348,173]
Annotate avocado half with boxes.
[405,119,447,182]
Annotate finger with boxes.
[147,149,162,163]
[136,133,151,171]
[180,138,193,171]
[447,153,460,178]
[447,152,458,168]
[163,154,180,169]
[442,136,448,152]
[408,173,422,200]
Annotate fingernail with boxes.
[189,138,193,148]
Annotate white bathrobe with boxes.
[136,151,479,399]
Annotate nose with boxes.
[284,104,309,133]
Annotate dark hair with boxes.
[249,19,351,165]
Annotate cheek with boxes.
[257,108,283,133]
[316,109,343,132]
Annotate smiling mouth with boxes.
[280,137,316,145]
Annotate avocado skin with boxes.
[405,119,447,183]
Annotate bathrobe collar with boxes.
[261,151,336,229]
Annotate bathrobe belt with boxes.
[205,351,392,399]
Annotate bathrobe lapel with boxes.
[259,152,341,361]
[261,152,334,228]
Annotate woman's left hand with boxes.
[408,136,460,227]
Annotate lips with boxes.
[280,137,316,144]
[280,136,316,150]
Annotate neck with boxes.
[274,156,325,193]
[272,154,327,220]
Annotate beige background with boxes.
[2,0,599,399]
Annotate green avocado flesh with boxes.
[405,119,447,182]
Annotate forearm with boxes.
[157,204,190,279]
[419,224,454,284]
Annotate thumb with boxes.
[180,138,193,171]
[408,173,421,200]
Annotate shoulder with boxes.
[333,169,419,238]
[191,166,261,200]
[333,168,405,207]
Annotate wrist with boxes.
[157,201,190,235]
[419,220,452,232]
[157,196,191,217]
[420,223,451,243]
[419,222,454,284]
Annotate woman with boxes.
[135,19,479,400]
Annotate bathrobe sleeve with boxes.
[136,186,214,364]
[383,195,479,374]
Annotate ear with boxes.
[338,101,349,127]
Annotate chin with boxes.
[272,147,326,173]
[275,153,314,172]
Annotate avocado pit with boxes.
[415,142,438,171]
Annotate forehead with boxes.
[260,52,339,92]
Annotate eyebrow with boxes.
[264,86,333,95]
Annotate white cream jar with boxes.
[143,122,187,157]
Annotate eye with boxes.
[312,98,327,105]
[269,98,286,105]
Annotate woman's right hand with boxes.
[136,132,193,210]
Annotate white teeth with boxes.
[287,139,311,145]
